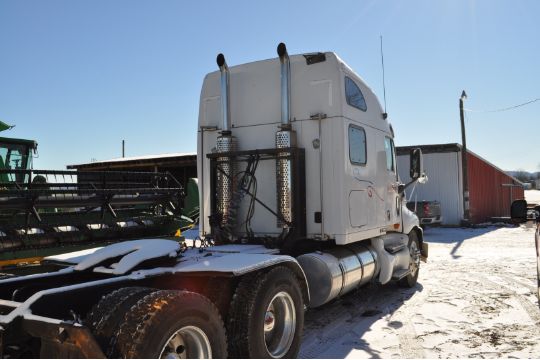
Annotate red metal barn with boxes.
[397,143,524,225]
[467,151,524,223]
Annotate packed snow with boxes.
[300,225,540,358]
[44,247,102,264]
[74,239,180,275]
[525,190,540,205]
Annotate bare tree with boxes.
[514,169,531,183]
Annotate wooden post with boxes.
[460,90,470,223]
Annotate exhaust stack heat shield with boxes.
[275,42,295,228]
[216,53,237,228]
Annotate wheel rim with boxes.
[264,291,296,358]
[409,241,420,276]
[160,326,212,359]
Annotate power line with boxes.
[464,97,540,113]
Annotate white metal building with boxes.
[397,144,464,225]
[397,143,523,225]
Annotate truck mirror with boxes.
[409,148,423,180]
[510,199,528,223]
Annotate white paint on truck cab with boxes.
[198,52,402,245]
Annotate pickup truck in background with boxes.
[511,199,540,306]
[406,200,442,227]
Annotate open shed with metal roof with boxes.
[67,152,197,189]
[396,143,524,225]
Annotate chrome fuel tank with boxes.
[297,243,378,307]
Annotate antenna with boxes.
[380,35,388,114]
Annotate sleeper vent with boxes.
[303,53,326,65]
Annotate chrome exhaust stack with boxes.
[275,43,296,228]
[217,54,231,132]
[216,53,237,228]
[278,42,291,127]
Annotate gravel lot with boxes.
[300,225,540,358]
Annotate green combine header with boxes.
[0,125,196,270]
[0,168,187,269]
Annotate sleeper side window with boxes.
[384,137,395,172]
[349,125,367,165]
[345,76,367,112]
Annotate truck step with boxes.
[391,269,411,281]
[384,243,407,254]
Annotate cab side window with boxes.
[384,137,395,172]
[349,125,367,165]
[345,77,367,112]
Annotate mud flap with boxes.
[421,242,429,262]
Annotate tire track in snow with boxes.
[436,268,540,326]
[498,273,538,296]
[300,308,353,358]
[300,284,418,358]
[516,294,540,325]
[387,286,426,359]
[300,294,366,358]
[473,273,540,325]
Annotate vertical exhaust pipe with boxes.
[278,42,291,127]
[275,43,296,228]
[216,53,237,230]
[217,54,231,132]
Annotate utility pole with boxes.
[122,140,125,158]
[460,90,470,224]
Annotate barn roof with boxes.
[396,143,522,185]
[67,152,197,170]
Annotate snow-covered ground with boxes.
[300,225,540,358]
[526,190,540,205]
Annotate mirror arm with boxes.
[398,178,417,195]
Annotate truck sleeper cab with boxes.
[0,43,426,359]
[198,47,405,244]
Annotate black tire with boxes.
[115,290,227,359]
[399,230,421,288]
[85,286,155,357]
[227,266,305,358]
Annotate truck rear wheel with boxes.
[399,231,421,288]
[115,290,227,359]
[85,286,155,357]
[227,266,304,358]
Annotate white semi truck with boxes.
[0,43,427,359]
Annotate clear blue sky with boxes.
[1,0,538,171]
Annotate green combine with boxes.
[0,136,37,183]
[0,123,196,271]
